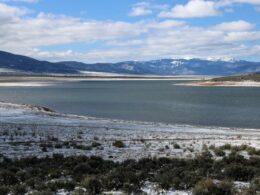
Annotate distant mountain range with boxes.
[0,50,77,74]
[1,50,260,76]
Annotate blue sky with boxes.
[0,0,260,62]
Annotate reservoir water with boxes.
[0,80,260,129]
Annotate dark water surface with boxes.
[0,80,260,129]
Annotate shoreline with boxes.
[1,101,260,132]
[1,101,260,162]
[0,75,207,81]
[0,75,208,87]
[176,80,260,87]
[0,81,56,87]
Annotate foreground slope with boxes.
[1,102,260,194]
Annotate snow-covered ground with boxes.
[0,81,55,87]
[1,102,260,162]
[176,80,260,87]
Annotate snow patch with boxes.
[0,82,55,87]
[171,60,184,67]
[122,64,134,71]
[206,57,238,62]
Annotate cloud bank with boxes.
[0,1,259,62]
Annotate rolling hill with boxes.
[0,51,78,74]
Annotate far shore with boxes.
[176,80,260,87]
[0,74,209,81]
[0,75,209,87]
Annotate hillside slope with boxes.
[0,51,78,74]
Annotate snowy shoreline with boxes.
[1,101,260,162]
[0,76,204,87]
[0,82,56,87]
[176,80,260,87]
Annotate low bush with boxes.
[214,147,225,157]
[0,186,9,195]
[0,146,260,194]
[81,176,102,195]
[246,177,260,195]
[113,140,125,148]
[91,142,101,148]
[173,143,181,149]
[193,179,235,195]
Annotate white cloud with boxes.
[218,0,260,6]
[144,19,185,29]
[26,23,260,62]
[213,20,255,31]
[159,0,260,19]
[0,3,260,62]
[0,2,27,19]
[0,10,148,50]
[159,0,219,18]
[129,2,152,17]
[0,3,185,52]
[106,39,144,47]
[129,2,169,17]
[224,31,260,42]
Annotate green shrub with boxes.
[1,146,260,194]
[0,186,9,195]
[54,143,62,149]
[247,177,260,195]
[72,188,86,195]
[73,163,91,179]
[30,190,53,195]
[12,184,27,195]
[214,148,225,157]
[74,144,92,150]
[193,179,216,195]
[47,181,76,192]
[0,170,18,186]
[224,164,256,181]
[193,179,234,195]
[156,171,173,190]
[25,177,43,189]
[91,142,101,148]
[81,176,102,195]
[209,145,216,150]
[39,143,53,148]
[113,140,125,148]
[173,143,181,149]
[220,144,232,150]
[245,146,260,156]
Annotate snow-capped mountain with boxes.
[61,59,260,76]
[0,50,260,76]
